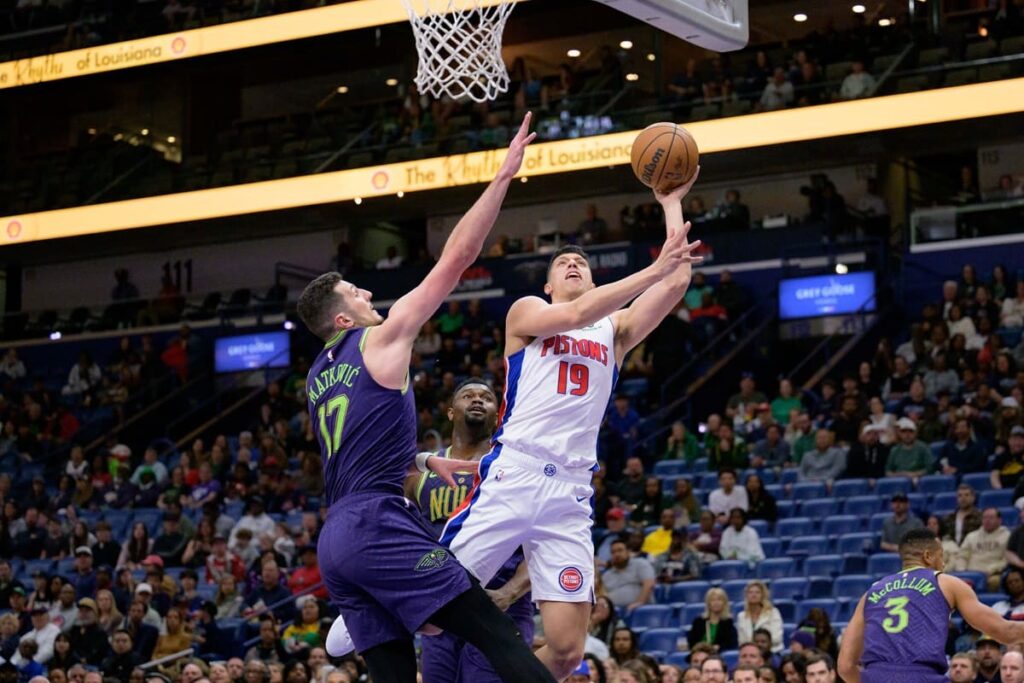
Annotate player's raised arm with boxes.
[611,169,700,359]
[943,573,1024,645]
[506,223,702,341]
[837,595,866,683]
[366,114,536,386]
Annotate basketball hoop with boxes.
[400,0,516,103]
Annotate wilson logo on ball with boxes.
[640,147,665,185]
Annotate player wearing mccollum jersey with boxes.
[839,528,1024,683]
[441,171,704,680]
[405,379,533,683]
[297,114,557,683]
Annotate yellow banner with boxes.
[3,78,1024,245]
[0,0,517,89]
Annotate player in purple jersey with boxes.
[296,114,556,683]
[404,379,534,683]
[839,528,1024,683]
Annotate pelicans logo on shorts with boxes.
[558,567,583,592]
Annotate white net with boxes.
[400,0,516,103]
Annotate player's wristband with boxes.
[414,452,432,473]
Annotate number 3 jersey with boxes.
[306,327,418,506]
[495,315,617,470]
[861,567,950,673]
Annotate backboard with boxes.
[592,0,749,51]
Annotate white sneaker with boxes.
[326,614,355,657]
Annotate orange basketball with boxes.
[630,122,699,193]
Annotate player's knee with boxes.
[546,639,585,678]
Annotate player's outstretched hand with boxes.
[427,455,479,489]
[497,112,537,181]
[653,165,701,206]
[651,222,703,277]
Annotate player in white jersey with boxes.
[441,171,703,680]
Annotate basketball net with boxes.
[400,0,516,103]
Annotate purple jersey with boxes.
[861,567,949,674]
[306,328,417,504]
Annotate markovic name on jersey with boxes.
[539,334,610,366]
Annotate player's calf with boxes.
[535,601,591,680]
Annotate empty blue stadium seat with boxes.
[721,579,750,602]
[843,496,883,518]
[757,558,796,580]
[963,472,994,492]
[56,558,76,575]
[868,513,892,533]
[777,517,814,538]
[748,469,777,485]
[196,584,217,601]
[780,469,799,486]
[24,559,55,576]
[1002,507,1020,528]
[776,501,796,519]
[667,581,710,605]
[774,599,796,622]
[771,578,808,601]
[631,605,672,631]
[748,519,770,536]
[680,603,707,628]
[789,536,829,557]
[692,457,709,472]
[867,553,902,576]
[796,598,841,622]
[917,475,956,495]
[875,477,912,496]
[805,555,843,578]
[792,482,827,501]
[700,473,720,490]
[705,561,749,582]
[801,498,839,519]
[907,493,929,512]
[978,593,1005,607]
[832,478,870,498]
[950,571,989,590]
[929,441,947,460]
[654,460,687,476]
[931,492,958,515]
[981,489,1014,508]
[640,628,682,652]
[134,508,164,537]
[833,575,875,599]
[721,650,739,670]
[666,653,690,668]
[822,515,861,537]
[836,532,878,556]
[761,538,782,558]
[765,484,785,501]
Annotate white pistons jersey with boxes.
[494,315,618,470]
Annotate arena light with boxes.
[141,128,149,136]
[793,13,808,22]
[852,4,866,13]
[167,136,176,143]
[646,53,656,62]
[283,320,296,330]
[4,78,1024,246]
[625,72,640,81]
[619,40,634,49]
[337,86,349,94]
[49,331,61,340]
[397,190,405,197]
[87,127,96,135]
[354,197,362,205]
[385,78,399,86]
[878,17,892,26]
[0,0,524,90]
[835,263,849,274]
[566,49,581,58]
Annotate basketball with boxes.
[630,122,700,193]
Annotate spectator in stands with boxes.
[798,429,845,484]
[728,374,767,423]
[68,597,108,665]
[992,567,1024,620]
[19,606,58,664]
[684,273,713,311]
[708,469,748,522]
[708,423,748,471]
[61,353,102,404]
[152,512,187,567]
[213,575,243,620]
[0,614,18,661]
[973,636,1003,683]
[281,597,323,657]
[662,421,702,464]
[948,652,977,683]
[636,480,668,531]
[607,394,641,455]
[719,508,764,566]
[741,475,775,526]
[951,165,981,205]
[1003,651,1024,683]
[770,379,802,427]
[844,423,889,480]
[715,190,751,231]
[759,67,793,111]
[130,448,168,487]
[667,478,701,528]
[652,529,701,584]
[287,545,325,599]
[609,626,640,667]
[597,508,628,562]
[992,425,1024,489]
[922,355,959,401]
[1001,281,1024,329]
[49,583,78,632]
[687,588,737,653]
[938,418,987,476]
[243,562,293,622]
[230,498,275,546]
[751,424,791,470]
[716,270,746,321]
[151,607,190,661]
[831,396,864,446]
[117,523,152,572]
[997,402,1024,451]
[0,349,25,381]
[886,418,932,479]
[943,484,983,548]
[95,589,121,636]
[882,355,914,402]
[838,60,875,100]
[375,246,402,270]
[602,540,655,611]
[955,507,1010,591]
[101,629,143,683]
[880,493,924,552]
[577,204,608,245]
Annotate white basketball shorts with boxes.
[439,443,596,603]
